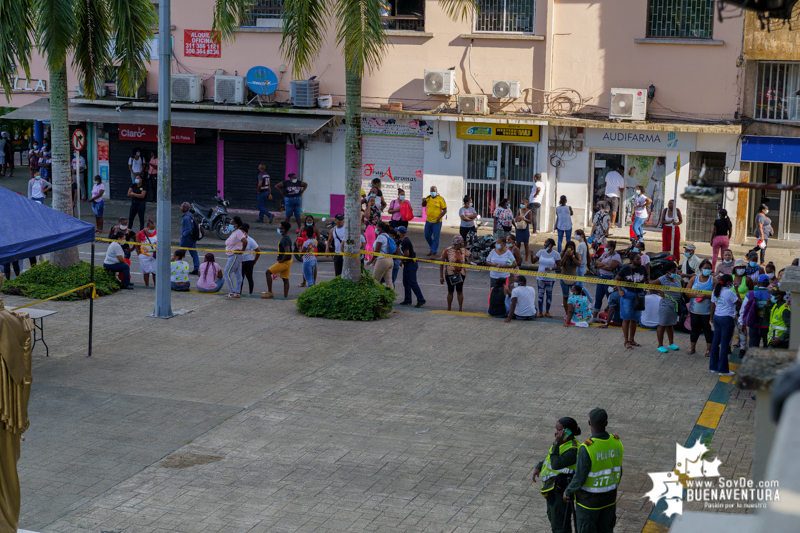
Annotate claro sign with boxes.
[119,124,195,144]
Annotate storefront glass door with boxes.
[501,144,537,212]
[465,144,500,218]
[591,153,665,228]
[783,166,800,239]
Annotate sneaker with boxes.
[719,371,736,377]
[399,301,412,305]
[414,301,426,308]
[122,284,134,290]
[261,292,274,299]
[667,344,679,351]
[189,270,199,276]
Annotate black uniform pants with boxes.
[575,504,616,533]
[546,490,573,533]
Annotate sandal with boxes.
[630,341,642,347]
[225,293,236,299]
[624,341,633,350]
[686,348,696,355]
[704,350,711,358]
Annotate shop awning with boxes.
[2,98,333,135]
[741,135,800,164]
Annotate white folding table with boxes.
[19,308,57,357]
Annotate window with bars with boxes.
[647,0,714,39]
[754,62,800,122]
[241,0,284,27]
[474,0,535,33]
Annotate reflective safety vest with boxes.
[540,440,578,494]
[768,303,789,343]
[576,434,623,510]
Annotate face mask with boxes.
[513,282,519,288]
[305,222,312,226]
[684,252,691,258]
[702,269,712,276]
[468,202,473,208]
[33,145,38,149]
[520,204,526,209]
[670,273,678,279]
[749,261,758,268]
[399,195,405,201]
[276,228,282,235]
[35,176,40,181]
[723,259,732,264]
[369,194,375,198]
[119,225,127,231]
[767,272,775,279]
[632,248,639,253]
[374,228,380,235]
[136,152,140,156]
[495,244,503,250]
[430,192,438,197]
[546,244,553,251]
[291,178,298,183]
[765,210,769,215]
[135,179,140,184]
[770,296,778,303]
[735,268,745,275]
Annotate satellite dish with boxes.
[246,66,278,96]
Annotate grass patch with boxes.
[2,260,120,301]
[297,269,396,321]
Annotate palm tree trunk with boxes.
[50,60,80,268]
[342,67,363,282]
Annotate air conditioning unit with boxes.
[423,69,457,96]
[492,80,521,99]
[214,75,245,104]
[74,84,107,98]
[609,88,647,121]
[116,77,147,100]
[171,74,204,103]
[458,94,489,115]
[290,80,320,107]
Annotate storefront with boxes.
[456,122,541,219]
[742,136,800,240]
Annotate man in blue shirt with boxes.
[180,202,200,274]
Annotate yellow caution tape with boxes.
[95,238,712,295]
[11,283,96,310]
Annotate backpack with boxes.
[741,291,760,329]
[385,235,397,255]
[190,214,204,241]
[399,201,414,222]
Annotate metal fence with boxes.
[474,0,535,33]
[755,62,800,122]
[241,0,284,26]
[647,0,714,39]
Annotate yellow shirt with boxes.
[425,195,447,223]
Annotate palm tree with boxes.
[0,0,248,268]
[281,0,477,282]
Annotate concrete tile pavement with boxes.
[1,283,755,533]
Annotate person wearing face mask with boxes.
[37,146,51,182]
[362,195,381,261]
[275,173,308,231]
[108,217,137,260]
[240,223,261,295]
[136,219,158,287]
[632,185,651,241]
[222,216,247,298]
[592,239,621,320]
[564,283,592,327]
[367,222,398,289]
[255,164,274,223]
[503,275,537,322]
[531,238,562,318]
[528,173,544,234]
[486,237,517,290]
[555,195,573,253]
[128,147,144,183]
[493,198,515,240]
[27,171,49,204]
[744,251,764,282]
[28,140,41,180]
[440,235,472,312]
[715,249,735,277]
[515,199,532,262]
[264,221,294,299]
[710,209,732,270]
[709,274,742,376]
[764,262,778,288]
[169,249,191,291]
[89,175,105,234]
[388,188,409,229]
[458,195,478,242]
[766,288,791,349]
[422,186,447,257]
[686,259,715,357]
[397,226,425,308]
[731,259,755,351]
[71,150,87,201]
[650,261,682,353]
[739,274,772,354]
[327,214,347,277]
[127,174,147,231]
[615,252,649,350]
[103,233,134,290]
[369,177,387,211]
[296,215,320,288]
[179,202,200,274]
[750,204,772,265]
[531,417,581,533]
[146,151,158,202]
[679,244,702,280]
[658,199,683,258]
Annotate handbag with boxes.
[447,273,463,286]
[633,290,646,311]
[399,200,414,222]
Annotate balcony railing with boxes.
[382,15,425,32]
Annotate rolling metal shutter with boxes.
[108,135,218,203]
[221,133,287,210]
[361,135,424,217]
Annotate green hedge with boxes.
[296,269,396,321]
[2,260,120,301]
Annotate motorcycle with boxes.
[190,197,232,240]
[466,216,494,266]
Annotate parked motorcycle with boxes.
[190,197,232,240]
[466,216,493,266]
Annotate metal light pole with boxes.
[153,0,173,319]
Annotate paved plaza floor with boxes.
[4,286,753,533]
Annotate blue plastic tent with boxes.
[0,186,95,264]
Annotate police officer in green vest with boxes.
[532,417,582,533]
[767,288,791,348]
[563,408,623,533]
